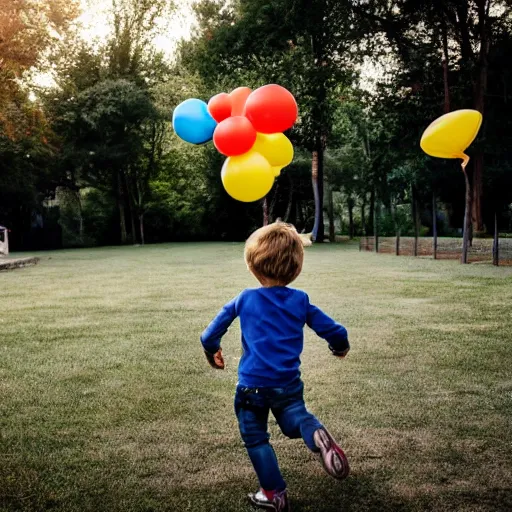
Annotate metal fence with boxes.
[359,236,512,265]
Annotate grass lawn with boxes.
[1,243,512,512]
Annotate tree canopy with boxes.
[1,0,512,251]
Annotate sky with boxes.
[75,0,389,91]
[32,0,387,91]
[31,0,196,89]
[78,0,196,57]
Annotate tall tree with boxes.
[0,0,79,132]
[106,0,172,84]
[182,0,361,241]
[55,79,158,244]
[359,0,510,234]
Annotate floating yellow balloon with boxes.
[420,109,482,169]
[271,165,283,177]
[221,150,274,202]
[252,132,294,168]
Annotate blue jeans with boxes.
[234,378,323,492]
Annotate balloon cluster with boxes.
[172,85,298,202]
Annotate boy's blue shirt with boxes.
[200,286,349,387]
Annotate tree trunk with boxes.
[368,188,375,235]
[74,189,84,244]
[283,173,293,222]
[297,200,304,230]
[461,167,473,264]
[492,210,499,266]
[347,196,355,239]
[139,213,145,246]
[124,170,137,244]
[441,15,451,114]
[269,183,279,223]
[361,196,366,236]
[263,197,269,226]
[117,171,127,244]
[327,185,335,242]
[471,0,490,234]
[374,193,379,253]
[411,185,420,256]
[472,152,484,233]
[310,24,326,244]
[391,197,400,255]
[432,190,438,257]
[432,190,438,259]
[311,145,325,242]
[129,202,137,244]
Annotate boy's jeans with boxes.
[234,378,322,492]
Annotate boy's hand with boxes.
[204,348,225,369]
[329,346,350,359]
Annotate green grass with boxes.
[1,243,512,512]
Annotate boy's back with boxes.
[201,286,348,388]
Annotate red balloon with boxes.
[245,84,298,134]
[208,93,232,123]
[213,116,257,156]
[230,87,252,116]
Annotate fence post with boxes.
[432,191,438,259]
[395,230,400,256]
[412,185,419,257]
[461,166,472,264]
[493,211,499,266]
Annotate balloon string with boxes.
[460,153,470,170]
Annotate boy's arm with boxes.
[306,299,350,357]
[200,297,238,368]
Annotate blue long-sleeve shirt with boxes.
[200,286,349,387]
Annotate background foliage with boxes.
[1,0,512,250]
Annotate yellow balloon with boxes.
[252,132,294,168]
[271,165,283,177]
[420,109,482,166]
[221,150,274,202]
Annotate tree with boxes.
[182,0,361,241]
[127,84,168,245]
[0,94,63,249]
[358,0,512,236]
[41,0,174,245]
[0,0,79,132]
[105,0,173,85]
[60,79,158,244]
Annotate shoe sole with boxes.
[248,494,277,510]
[314,428,350,480]
[248,493,290,511]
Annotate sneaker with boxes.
[313,427,350,480]
[248,488,290,511]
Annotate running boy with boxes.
[200,222,350,511]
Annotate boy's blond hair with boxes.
[244,222,304,286]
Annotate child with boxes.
[200,222,350,512]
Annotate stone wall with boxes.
[0,257,40,271]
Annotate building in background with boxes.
[0,226,9,256]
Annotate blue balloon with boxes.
[172,99,217,145]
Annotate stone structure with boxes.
[0,225,8,256]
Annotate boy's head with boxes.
[244,222,304,286]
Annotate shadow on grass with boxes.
[164,470,411,512]
[3,465,512,512]
[285,471,409,512]
[164,470,512,512]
